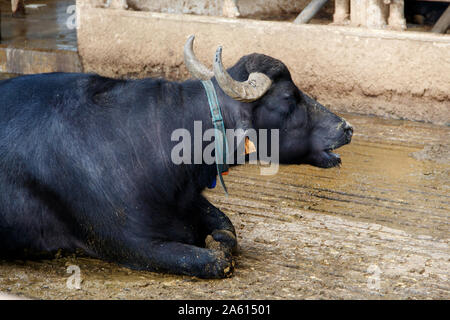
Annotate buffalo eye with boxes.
[281,93,297,112]
[282,92,293,100]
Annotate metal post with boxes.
[294,0,329,24]
[431,4,450,34]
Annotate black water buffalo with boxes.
[0,36,352,278]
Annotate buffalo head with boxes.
[184,35,353,168]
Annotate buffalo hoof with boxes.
[206,229,238,254]
[202,246,234,278]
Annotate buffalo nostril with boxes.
[343,122,353,139]
[346,126,353,136]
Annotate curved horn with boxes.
[183,35,214,80]
[213,46,272,102]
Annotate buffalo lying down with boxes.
[0,36,352,278]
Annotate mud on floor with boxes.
[0,114,449,299]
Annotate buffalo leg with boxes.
[194,195,238,253]
[388,0,406,30]
[121,240,234,278]
[11,0,26,17]
[334,0,350,24]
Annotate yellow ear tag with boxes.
[245,137,257,155]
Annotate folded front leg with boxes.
[121,240,234,279]
[194,195,238,253]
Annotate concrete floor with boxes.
[0,0,81,74]
[0,113,448,300]
[0,0,77,51]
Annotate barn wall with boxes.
[91,0,317,17]
[77,0,450,125]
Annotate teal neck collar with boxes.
[201,80,229,195]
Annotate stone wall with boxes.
[77,0,450,125]
[92,0,315,18]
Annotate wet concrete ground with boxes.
[0,113,448,300]
[0,0,77,51]
[0,0,81,74]
[0,72,17,80]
